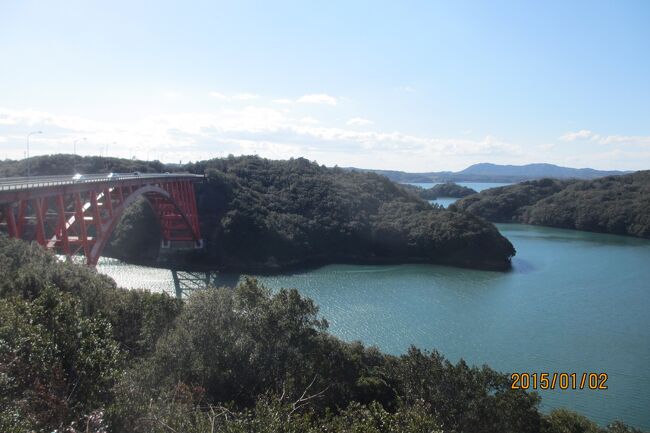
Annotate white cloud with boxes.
[346,117,374,127]
[0,105,526,170]
[233,93,259,100]
[559,129,650,148]
[396,85,415,93]
[8,106,647,171]
[271,94,338,106]
[209,91,228,100]
[597,134,650,146]
[539,143,556,151]
[163,90,183,99]
[209,92,260,101]
[300,116,319,125]
[297,93,337,105]
[560,129,593,141]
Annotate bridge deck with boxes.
[0,173,204,203]
[0,173,204,265]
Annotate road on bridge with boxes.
[0,172,204,265]
[0,172,203,193]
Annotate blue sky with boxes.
[1,0,649,171]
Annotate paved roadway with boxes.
[0,173,204,192]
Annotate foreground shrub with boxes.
[0,287,121,431]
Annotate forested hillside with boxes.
[452,179,577,222]
[401,182,477,200]
[453,172,650,238]
[0,154,164,176]
[0,236,643,433]
[1,154,516,271]
[184,156,515,271]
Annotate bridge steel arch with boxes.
[0,174,203,266]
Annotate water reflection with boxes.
[211,272,241,288]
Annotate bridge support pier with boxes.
[167,270,242,299]
[170,269,212,298]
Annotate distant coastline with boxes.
[453,173,650,239]
[348,162,632,183]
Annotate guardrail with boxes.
[0,173,204,192]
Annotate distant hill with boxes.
[456,163,629,181]
[401,182,477,200]
[350,163,632,183]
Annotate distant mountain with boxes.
[350,163,632,183]
[457,163,629,180]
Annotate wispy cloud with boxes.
[596,134,650,147]
[163,90,183,99]
[297,93,337,105]
[209,91,228,100]
[538,143,556,151]
[346,117,374,126]
[0,105,523,170]
[8,111,644,170]
[299,116,319,125]
[233,93,260,100]
[209,92,260,101]
[559,129,650,147]
[396,85,415,93]
[560,129,593,141]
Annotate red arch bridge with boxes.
[0,173,203,266]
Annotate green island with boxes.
[0,235,644,433]
[401,182,478,200]
[452,172,650,238]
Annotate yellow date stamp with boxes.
[510,372,608,390]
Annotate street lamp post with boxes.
[73,137,87,173]
[103,142,116,170]
[26,131,43,177]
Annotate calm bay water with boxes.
[97,224,650,429]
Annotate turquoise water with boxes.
[430,197,457,208]
[97,224,650,429]
[407,181,512,208]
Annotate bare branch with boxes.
[287,375,330,418]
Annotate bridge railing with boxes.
[0,173,204,192]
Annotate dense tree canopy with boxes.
[452,173,650,238]
[451,178,575,222]
[0,236,182,431]
[186,156,514,271]
[103,198,162,262]
[1,235,642,433]
[401,182,477,199]
[0,154,165,177]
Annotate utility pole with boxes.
[73,137,87,173]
